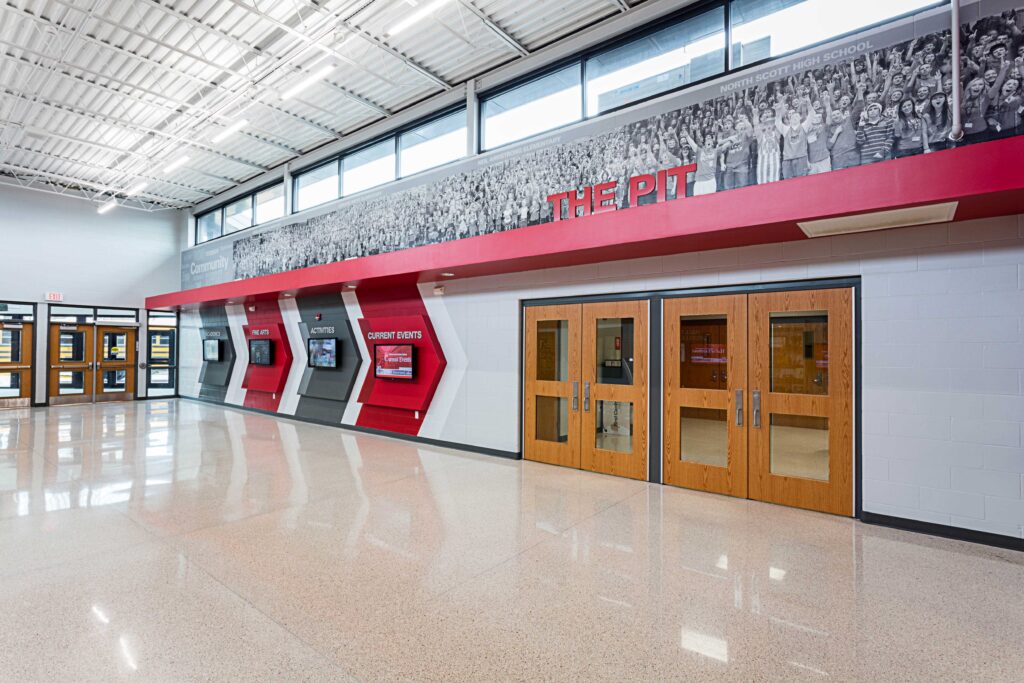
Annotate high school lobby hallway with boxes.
[0,399,1019,681]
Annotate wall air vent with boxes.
[797,202,959,238]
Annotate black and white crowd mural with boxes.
[182,3,1024,287]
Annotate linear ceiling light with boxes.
[126,181,149,196]
[97,197,118,214]
[163,155,190,173]
[211,119,248,144]
[797,202,958,238]
[281,64,336,101]
[387,0,453,36]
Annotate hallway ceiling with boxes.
[0,0,645,211]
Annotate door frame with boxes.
[43,304,140,405]
[520,276,862,516]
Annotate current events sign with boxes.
[357,315,446,412]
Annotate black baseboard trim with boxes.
[182,396,521,461]
[861,512,1024,552]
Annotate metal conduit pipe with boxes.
[949,0,966,141]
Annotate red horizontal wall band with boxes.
[148,137,1024,310]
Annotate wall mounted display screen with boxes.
[203,339,222,362]
[249,339,273,366]
[308,338,338,369]
[374,344,414,380]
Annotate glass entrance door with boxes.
[146,328,177,397]
[48,324,95,405]
[96,326,137,402]
[662,288,853,516]
[524,301,649,480]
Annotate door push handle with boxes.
[752,390,762,428]
[572,381,579,411]
[583,381,591,412]
[735,389,743,426]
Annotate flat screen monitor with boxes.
[249,339,273,366]
[203,339,221,362]
[374,344,414,380]
[308,338,338,369]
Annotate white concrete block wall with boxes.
[430,214,1024,539]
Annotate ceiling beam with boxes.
[456,1,529,56]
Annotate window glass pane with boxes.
[0,330,21,363]
[770,414,829,481]
[680,316,728,390]
[399,110,467,177]
[196,211,222,243]
[595,400,632,453]
[343,139,396,196]
[729,0,938,68]
[59,332,85,362]
[482,63,583,150]
[255,183,285,224]
[536,395,569,443]
[536,320,568,382]
[770,311,828,395]
[295,161,339,211]
[58,371,86,395]
[224,196,253,234]
[0,372,20,398]
[680,407,728,467]
[586,7,725,116]
[103,333,127,361]
[595,317,634,385]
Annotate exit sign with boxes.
[45,292,63,302]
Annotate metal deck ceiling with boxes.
[0,0,646,211]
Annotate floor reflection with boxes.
[0,401,1020,681]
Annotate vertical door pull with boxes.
[752,390,761,428]
[583,381,591,412]
[572,381,579,411]
[735,389,743,426]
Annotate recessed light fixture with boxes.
[440,272,455,277]
[211,119,248,144]
[125,181,149,196]
[163,155,190,173]
[345,284,358,289]
[388,0,452,36]
[281,64,336,101]
[97,197,118,214]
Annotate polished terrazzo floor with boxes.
[0,400,1021,682]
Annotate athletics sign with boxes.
[546,163,696,221]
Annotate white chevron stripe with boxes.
[277,297,306,416]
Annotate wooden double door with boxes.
[524,301,649,480]
[48,324,137,405]
[664,288,853,516]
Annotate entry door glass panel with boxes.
[0,372,20,398]
[103,333,128,361]
[0,330,21,363]
[536,320,569,382]
[770,415,829,481]
[680,316,727,389]
[103,370,128,393]
[536,395,569,443]
[770,312,828,395]
[58,371,86,394]
[595,399,632,453]
[59,332,86,362]
[679,407,728,467]
[595,317,634,385]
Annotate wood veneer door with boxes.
[0,322,33,401]
[524,305,582,468]
[580,300,648,480]
[663,295,747,497]
[95,326,137,401]
[748,288,853,516]
[48,324,95,404]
